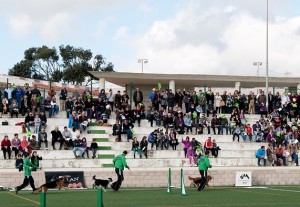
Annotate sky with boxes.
[1,0,300,77]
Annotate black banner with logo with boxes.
[45,171,86,188]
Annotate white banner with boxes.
[235,172,252,187]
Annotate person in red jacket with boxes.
[203,137,213,155]
[1,135,11,159]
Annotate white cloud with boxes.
[126,1,300,77]
[113,26,129,41]
[9,15,33,38]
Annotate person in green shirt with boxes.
[197,150,212,191]
[15,152,37,194]
[111,151,130,192]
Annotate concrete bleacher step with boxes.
[98,154,115,159]
[89,129,106,134]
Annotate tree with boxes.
[8,60,33,78]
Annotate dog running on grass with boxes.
[188,175,213,188]
[32,176,69,194]
[92,175,112,192]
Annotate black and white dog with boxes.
[92,175,113,192]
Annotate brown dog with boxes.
[32,176,69,194]
[188,175,213,188]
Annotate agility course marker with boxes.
[97,188,104,207]
[40,192,46,207]
[167,168,187,196]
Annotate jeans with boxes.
[73,147,84,157]
[220,125,228,134]
[49,105,59,117]
[132,148,141,158]
[256,156,266,166]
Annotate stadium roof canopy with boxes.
[89,71,299,88]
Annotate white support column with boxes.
[169,80,175,92]
[297,83,300,94]
[99,78,105,91]
[235,82,241,91]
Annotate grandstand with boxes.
[0,74,300,191]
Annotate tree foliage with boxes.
[8,45,115,85]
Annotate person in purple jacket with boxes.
[181,136,191,158]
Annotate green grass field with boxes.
[1,186,300,207]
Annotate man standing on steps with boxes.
[197,150,212,191]
[15,152,37,194]
[111,151,130,192]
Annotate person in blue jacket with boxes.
[256,146,266,166]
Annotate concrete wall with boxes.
[1,167,299,189]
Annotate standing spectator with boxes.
[59,87,68,111]
[121,91,129,110]
[65,97,74,118]
[256,146,267,166]
[34,114,41,133]
[107,89,115,111]
[72,89,80,99]
[133,88,143,107]
[140,136,148,158]
[99,89,106,100]
[90,138,98,159]
[114,91,122,111]
[131,137,141,158]
[181,136,191,158]
[21,95,31,116]
[175,89,184,108]
[111,151,130,192]
[12,85,24,110]
[248,91,256,114]
[167,89,175,110]
[38,128,48,150]
[31,85,41,99]
[215,92,222,114]
[1,135,11,159]
[31,151,42,171]
[4,83,14,105]
[50,97,59,118]
[187,146,197,167]
[48,87,56,99]
[73,135,84,158]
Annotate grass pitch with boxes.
[1,186,300,207]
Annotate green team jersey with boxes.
[113,154,128,170]
[197,155,212,171]
[23,157,37,176]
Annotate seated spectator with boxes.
[165,113,175,133]
[82,137,89,158]
[112,119,122,142]
[85,98,94,118]
[38,128,48,150]
[51,126,64,150]
[256,146,267,166]
[148,129,159,150]
[28,135,40,150]
[203,137,213,154]
[132,106,142,127]
[289,143,299,166]
[252,121,263,142]
[31,151,42,171]
[15,154,23,171]
[10,99,19,118]
[25,112,34,132]
[174,113,184,133]
[42,96,52,115]
[275,144,287,166]
[232,125,241,142]
[73,135,84,158]
[30,95,39,115]
[74,97,85,114]
[48,87,56,98]
[62,126,73,149]
[89,105,98,120]
[79,111,89,133]
[245,124,253,142]
[196,113,210,135]
[190,137,201,155]
[0,98,9,117]
[122,119,134,142]
[69,111,80,132]
[1,135,11,159]
[50,97,59,118]
[206,100,215,117]
[211,139,221,158]
[219,114,229,135]
[11,133,21,158]
[20,136,31,156]
[266,143,275,166]
[210,114,220,135]
[65,97,74,118]
[21,95,31,116]
[39,111,47,130]
[90,138,98,159]
[169,129,178,150]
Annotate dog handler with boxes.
[111,150,130,192]
[197,150,212,191]
[15,152,37,194]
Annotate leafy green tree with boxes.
[8,60,33,78]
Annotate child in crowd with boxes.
[15,154,23,172]
[34,114,41,133]
[31,151,42,171]
[186,146,197,167]
[90,138,98,159]
[82,137,89,158]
